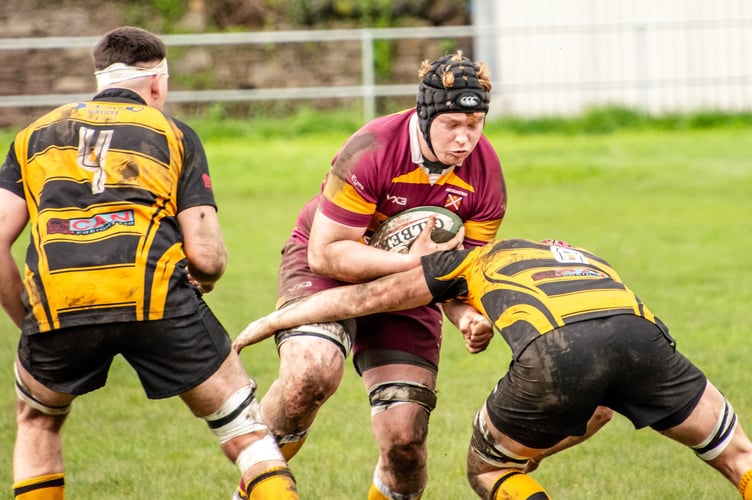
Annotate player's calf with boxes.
[275,429,310,462]
[232,465,298,500]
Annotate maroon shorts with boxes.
[277,238,443,369]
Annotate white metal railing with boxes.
[1,19,750,120]
[0,25,491,122]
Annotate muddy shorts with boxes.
[486,314,707,448]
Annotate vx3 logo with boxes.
[386,193,408,205]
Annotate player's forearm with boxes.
[277,267,431,327]
[179,206,227,290]
[271,290,359,329]
[0,253,24,328]
[233,278,383,351]
[309,239,420,283]
[234,267,432,351]
[441,300,475,327]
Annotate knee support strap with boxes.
[204,381,268,444]
[275,319,356,359]
[692,397,737,461]
[14,363,71,416]
[367,380,437,415]
[470,411,529,469]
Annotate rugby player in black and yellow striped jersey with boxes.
[0,26,297,500]
[234,229,752,499]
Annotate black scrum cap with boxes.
[416,53,490,155]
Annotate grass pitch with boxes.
[0,123,750,499]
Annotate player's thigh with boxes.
[485,327,606,448]
[354,309,443,369]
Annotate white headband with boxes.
[95,58,169,90]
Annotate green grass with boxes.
[0,121,750,499]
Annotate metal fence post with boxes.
[361,29,376,122]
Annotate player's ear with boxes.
[149,74,166,107]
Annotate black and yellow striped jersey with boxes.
[422,238,657,357]
[0,89,217,333]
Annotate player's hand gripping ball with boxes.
[368,206,463,254]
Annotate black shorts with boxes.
[17,296,232,399]
[486,315,707,449]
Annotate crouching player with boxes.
[234,230,752,499]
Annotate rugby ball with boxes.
[368,206,463,254]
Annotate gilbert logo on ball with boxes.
[369,206,463,254]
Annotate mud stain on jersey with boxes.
[332,131,378,180]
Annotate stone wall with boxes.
[0,0,472,128]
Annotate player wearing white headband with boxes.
[0,26,297,499]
